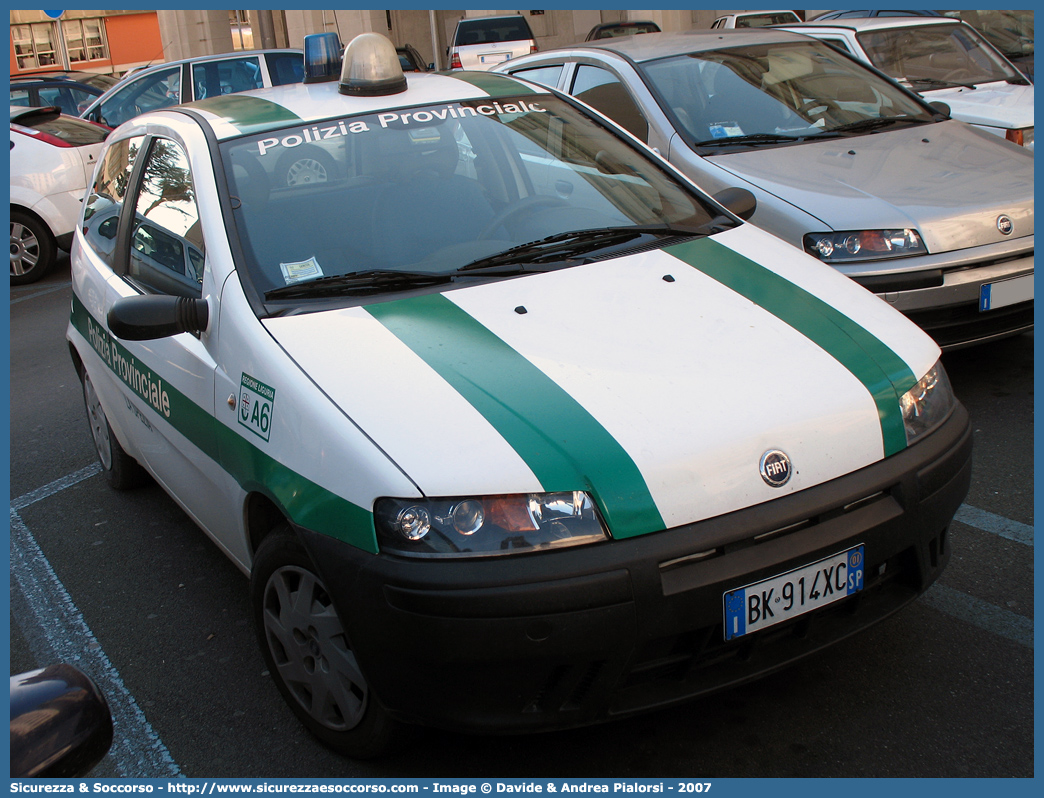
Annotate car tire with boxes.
[251,528,398,759]
[81,371,149,490]
[10,209,56,285]
[276,146,336,187]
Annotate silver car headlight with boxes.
[374,492,609,557]
[900,361,955,445]
[804,229,927,263]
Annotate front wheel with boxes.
[251,529,398,759]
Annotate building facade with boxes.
[10,10,822,77]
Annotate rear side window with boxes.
[509,64,563,89]
[455,17,534,46]
[266,52,304,86]
[191,57,262,100]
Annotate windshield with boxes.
[641,40,935,149]
[858,23,1020,87]
[220,94,722,303]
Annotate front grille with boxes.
[904,300,1033,350]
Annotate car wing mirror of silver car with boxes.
[107,294,210,341]
[712,187,758,222]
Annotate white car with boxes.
[780,16,1034,149]
[68,34,970,758]
[10,105,109,283]
[447,14,537,71]
[711,10,801,29]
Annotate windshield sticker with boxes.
[254,101,546,157]
[709,121,744,139]
[280,256,324,285]
[239,373,276,443]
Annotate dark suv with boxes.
[10,71,119,116]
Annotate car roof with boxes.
[551,28,816,63]
[783,17,963,34]
[173,70,550,141]
[10,70,111,83]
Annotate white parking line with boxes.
[954,504,1034,546]
[9,281,71,305]
[921,583,1033,648]
[10,471,181,778]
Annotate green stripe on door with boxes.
[70,296,377,553]
[191,95,303,136]
[666,237,916,456]
[448,71,537,96]
[366,293,665,539]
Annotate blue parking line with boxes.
[954,504,1034,546]
[920,583,1033,648]
[10,472,181,779]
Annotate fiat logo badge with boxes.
[997,215,1014,235]
[760,450,792,487]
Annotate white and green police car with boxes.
[67,33,972,758]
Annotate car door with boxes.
[92,65,181,128]
[76,130,231,542]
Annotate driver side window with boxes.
[128,138,206,298]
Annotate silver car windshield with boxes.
[220,94,723,302]
[858,23,1021,87]
[641,41,936,149]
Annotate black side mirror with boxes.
[10,664,114,778]
[713,187,757,221]
[928,101,951,118]
[107,294,209,341]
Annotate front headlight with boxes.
[900,361,955,445]
[374,492,609,557]
[804,229,927,263]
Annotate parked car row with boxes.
[494,26,1033,351]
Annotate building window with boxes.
[63,18,108,63]
[229,10,254,50]
[12,23,58,69]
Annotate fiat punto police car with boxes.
[67,34,972,758]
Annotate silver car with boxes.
[495,30,1034,349]
[78,49,303,131]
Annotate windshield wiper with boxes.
[458,224,709,273]
[824,116,925,135]
[264,269,453,300]
[693,132,804,148]
[907,77,978,90]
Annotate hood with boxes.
[264,228,939,539]
[918,80,1033,130]
[706,120,1034,253]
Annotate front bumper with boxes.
[302,403,972,734]
[838,238,1033,350]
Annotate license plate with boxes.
[480,53,510,64]
[723,545,864,640]
[980,274,1033,311]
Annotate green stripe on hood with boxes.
[366,293,665,539]
[191,94,303,135]
[70,295,377,552]
[666,237,916,456]
[448,71,537,96]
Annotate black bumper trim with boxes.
[299,403,972,734]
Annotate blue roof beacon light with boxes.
[303,32,343,84]
[339,33,407,96]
